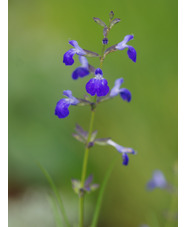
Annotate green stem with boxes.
[79,108,96,227]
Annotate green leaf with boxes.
[38,163,71,227]
[91,157,117,227]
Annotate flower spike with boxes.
[63,40,86,66]
[110,78,132,102]
[55,90,79,118]
[86,68,109,97]
[115,35,137,62]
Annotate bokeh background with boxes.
[8,0,178,226]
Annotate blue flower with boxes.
[63,40,86,66]
[86,68,109,97]
[147,170,167,190]
[115,35,137,62]
[107,139,135,165]
[110,78,132,102]
[72,56,90,80]
[55,90,79,118]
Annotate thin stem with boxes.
[79,107,96,227]
[81,110,96,186]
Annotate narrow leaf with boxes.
[91,157,117,227]
[48,194,64,227]
[38,163,71,227]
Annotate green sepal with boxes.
[83,49,100,57]
[72,133,86,143]
[76,98,92,106]
[104,45,117,56]
[110,18,121,29]
[90,130,98,141]
[94,137,111,146]
[93,17,106,27]
[109,11,114,20]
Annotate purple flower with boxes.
[55,90,79,118]
[115,35,137,62]
[107,139,135,166]
[147,170,167,190]
[86,68,109,97]
[110,78,132,102]
[72,56,90,80]
[63,40,86,66]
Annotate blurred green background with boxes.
[8,0,178,226]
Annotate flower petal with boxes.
[127,46,137,62]
[95,68,103,76]
[110,78,124,97]
[120,88,132,102]
[86,78,109,97]
[122,153,129,165]
[96,79,109,96]
[86,78,97,96]
[69,40,86,55]
[63,90,79,105]
[72,67,89,80]
[123,35,134,44]
[79,56,89,68]
[55,99,70,118]
[63,49,76,65]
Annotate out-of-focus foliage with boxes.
[9,0,177,226]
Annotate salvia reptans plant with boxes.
[54,11,137,227]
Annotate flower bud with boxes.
[102,38,108,45]
[109,11,114,20]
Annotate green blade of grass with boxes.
[48,194,64,227]
[38,163,71,227]
[91,157,117,227]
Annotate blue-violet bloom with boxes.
[86,68,109,97]
[55,90,79,118]
[72,56,90,80]
[63,40,86,66]
[107,139,135,165]
[147,170,167,190]
[115,35,137,62]
[110,78,132,102]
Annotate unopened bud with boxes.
[109,11,114,20]
[102,38,108,45]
